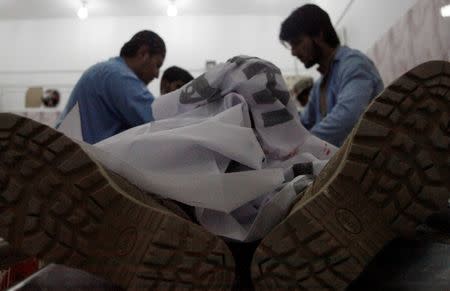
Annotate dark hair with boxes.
[280,4,340,47]
[120,30,166,57]
[161,66,194,83]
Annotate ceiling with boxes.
[0,0,320,19]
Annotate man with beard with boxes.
[56,30,165,144]
[280,4,384,146]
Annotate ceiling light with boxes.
[167,0,178,17]
[77,1,88,20]
[441,4,450,17]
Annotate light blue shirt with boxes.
[56,57,155,144]
[301,46,384,146]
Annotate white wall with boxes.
[0,15,299,111]
[333,0,419,52]
[0,0,420,112]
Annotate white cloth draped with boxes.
[59,56,337,242]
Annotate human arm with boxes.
[107,73,155,127]
[310,58,379,146]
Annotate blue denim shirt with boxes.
[301,46,384,146]
[56,57,155,144]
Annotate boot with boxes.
[0,113,234,290]
[251,60,450,290]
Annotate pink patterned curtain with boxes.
[367,0,450,84]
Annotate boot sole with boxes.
[251,60,450,290]
[0,114,234,290]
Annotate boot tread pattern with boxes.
[0,114,234,289]
[252,61,450,290]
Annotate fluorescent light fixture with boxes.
[441,4,450,17]
[77,1,88,20]
[167,1,178,17]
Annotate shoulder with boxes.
[336,47,375,72]
[87,57,133,77]
[98,58,143,89]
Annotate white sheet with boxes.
[58,56,338,241]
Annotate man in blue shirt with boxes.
[56,30,165,144]
[280,4,384,146]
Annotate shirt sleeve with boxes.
[300,82,319,130]
[107,72,155,128]
[310,57,377,146]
